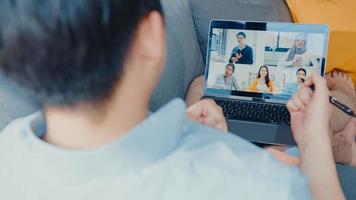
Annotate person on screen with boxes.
[282,68,307,96]
[248,65,277,93]
[212,63,239,90]
[228,32,253,65]
[277,33,319,68]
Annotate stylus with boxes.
[329,96,356,118]
[301,78,356,118]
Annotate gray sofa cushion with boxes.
[150,0,205,111]
[190,0,293,64]
[0,74,40,130]
[337,164,356,199]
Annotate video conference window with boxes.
[207,28,326,98]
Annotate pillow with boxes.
[190,0,293,64]
[287,0,356,84]
[149,0,205,111]
[0,74,40,130]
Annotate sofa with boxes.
[0,0,354,198]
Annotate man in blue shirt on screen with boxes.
[0,1,344,200]
[229,32,254,64]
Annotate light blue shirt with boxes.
[282,82,299,97]
[0,99,311,200]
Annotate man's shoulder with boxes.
[216,74,224,79]
[245,45,253,51]
[0,113,38,146]
[232,46,239,51]
[154,124,311,199]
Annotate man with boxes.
[283,68,307,96]
[0,1,344,199]
[212,63,239,90]
[229,32,253,64]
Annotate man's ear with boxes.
[127,11,165,70]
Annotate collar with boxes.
[238,44,246,50]
[22,99,188,179]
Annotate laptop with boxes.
[204,20,329,146]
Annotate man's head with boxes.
[296,68,307,84]
[224,63,235,77]
[0,0,164,107]
[236,32,246,47]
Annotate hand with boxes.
[287,72,345,200]
[231,57,239,63]
[187,99,228,132]
[292,57,302,67]
[286,71,331,147]
[236,53,242,60]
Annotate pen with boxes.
[300,78,356,118]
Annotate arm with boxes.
[232,77,239,91]
[248,80,257,92]
[277,50,294,68]
[287,72,345,200]
[268,80,278,93]
[308,52,320,68]
[245,46,253,64]
[229,48,238,63]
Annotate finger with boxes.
[186,101,203,115]
[287,99,299,112]
[201,100,227,131]
[187,102,205,123]
[200,99,220,116]
[291,93,306,111]
[303,71,328,96]
[186,111,204,124]
[214,121,228,132]
[297,87,313,106]
[203,113,227,132]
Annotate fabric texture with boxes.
[0,99,311,200]
[286,0,356,84]
[190,0,293,64]
[248,79,276,93]
[0,74,40,130]
[212,74,239,90]
[150,0,205,111]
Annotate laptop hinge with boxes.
[252,97,265,102]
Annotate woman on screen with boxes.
[248,65,277,93]
[277,33,319,68]
[212,63,239,90]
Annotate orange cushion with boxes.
[287,0,356,84]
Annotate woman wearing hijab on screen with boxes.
[277,33,319,68]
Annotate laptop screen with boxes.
[205,20,329,102]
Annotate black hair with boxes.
[257,65,270,87]
[225,63,235,73]
[236,32,246,38]
[0,0,162,106]
[296,68,307,75]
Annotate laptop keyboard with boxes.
[214,98,291,125]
